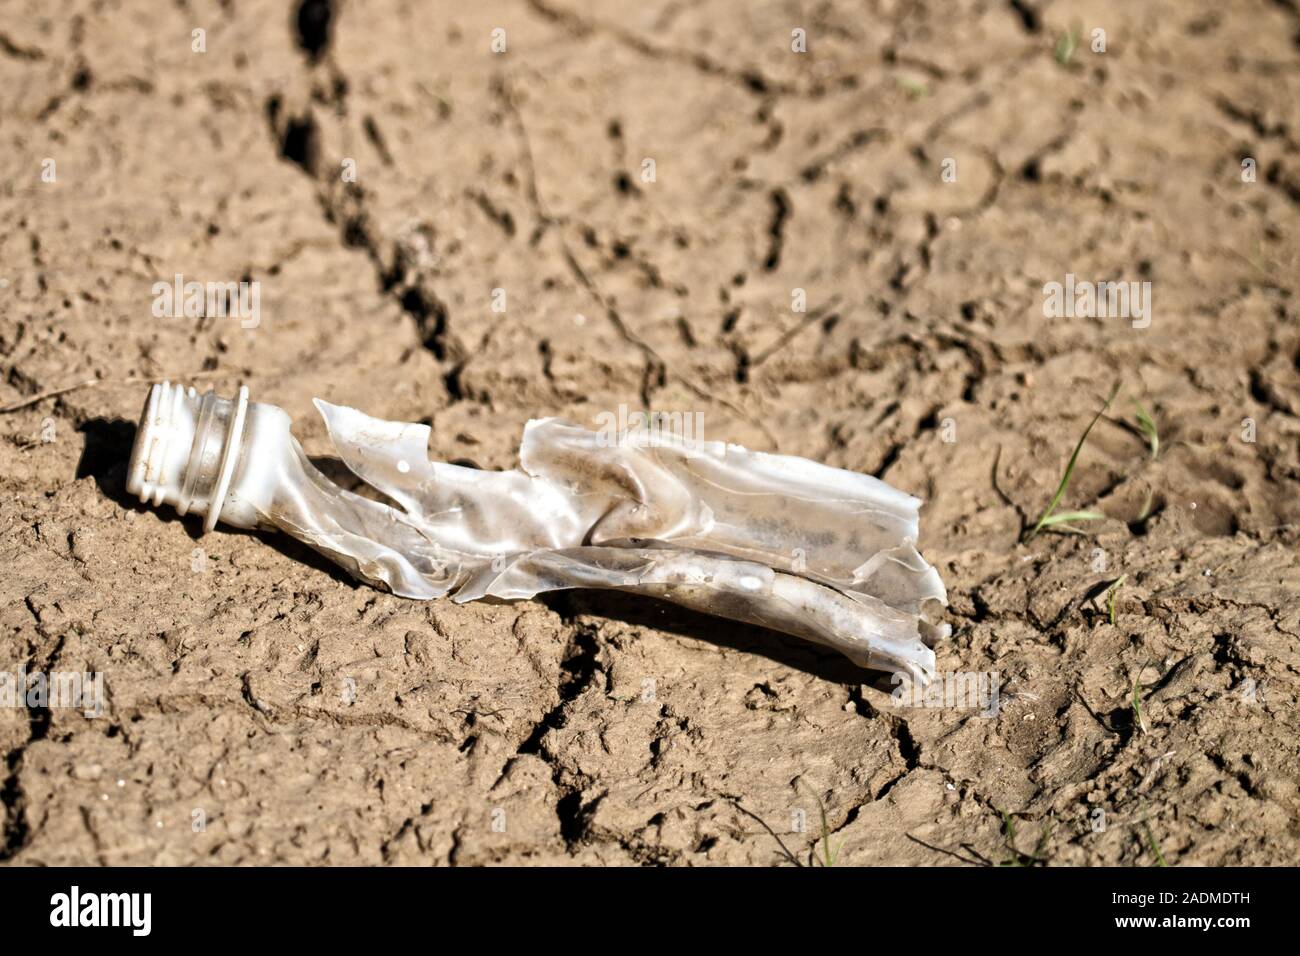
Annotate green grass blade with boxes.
[1106,574,1127,625]
[802,784,839,867]
[898,77,930,98]
[1027,382,1120,540]
[817,795,834,867]
[1054,29,1079,65]
[998,808,1021,867]
[1131,668,1147,735]
[1140,804,1167,867]
[1038,511,1105,526]
[1134,404,1159,460]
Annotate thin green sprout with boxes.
[1026,382,1119,540]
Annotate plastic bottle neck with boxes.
[126,382,249,533]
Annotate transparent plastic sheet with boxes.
[128,386,949,682]
[303,402,948,680]
[313,403,947,608]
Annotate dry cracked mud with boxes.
[1,0,1298,865]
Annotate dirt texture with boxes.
[1,0,1298,866]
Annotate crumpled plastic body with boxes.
[127,385,949,682]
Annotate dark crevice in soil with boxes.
[0,636,62,861]
[763,189,791,272]
[296,0,335,62]
[363,115,395,166]
[263,17,464,386]
[397,285,451,361]
[472,190,517,237]
[1007,0,1041,33]
[849,685,921,803]
[1212,632,1247,670]
[503,624,604,852]
[732,345,750,384]
[799,128,888,183]
[0,32,46,60]
[556,790,605,845]
[516,627,601,758]
[892,715,922,768]
[267,95,321,176]
[872,442,905,480]
[524,0,792,99]
[0,702,50,860]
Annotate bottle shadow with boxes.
[536,589,888,688]
[77,417,893,688]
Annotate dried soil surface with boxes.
[1,0,1298,865]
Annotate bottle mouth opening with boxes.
[126,382,248,533]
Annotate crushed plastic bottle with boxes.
[126,383,949,682]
